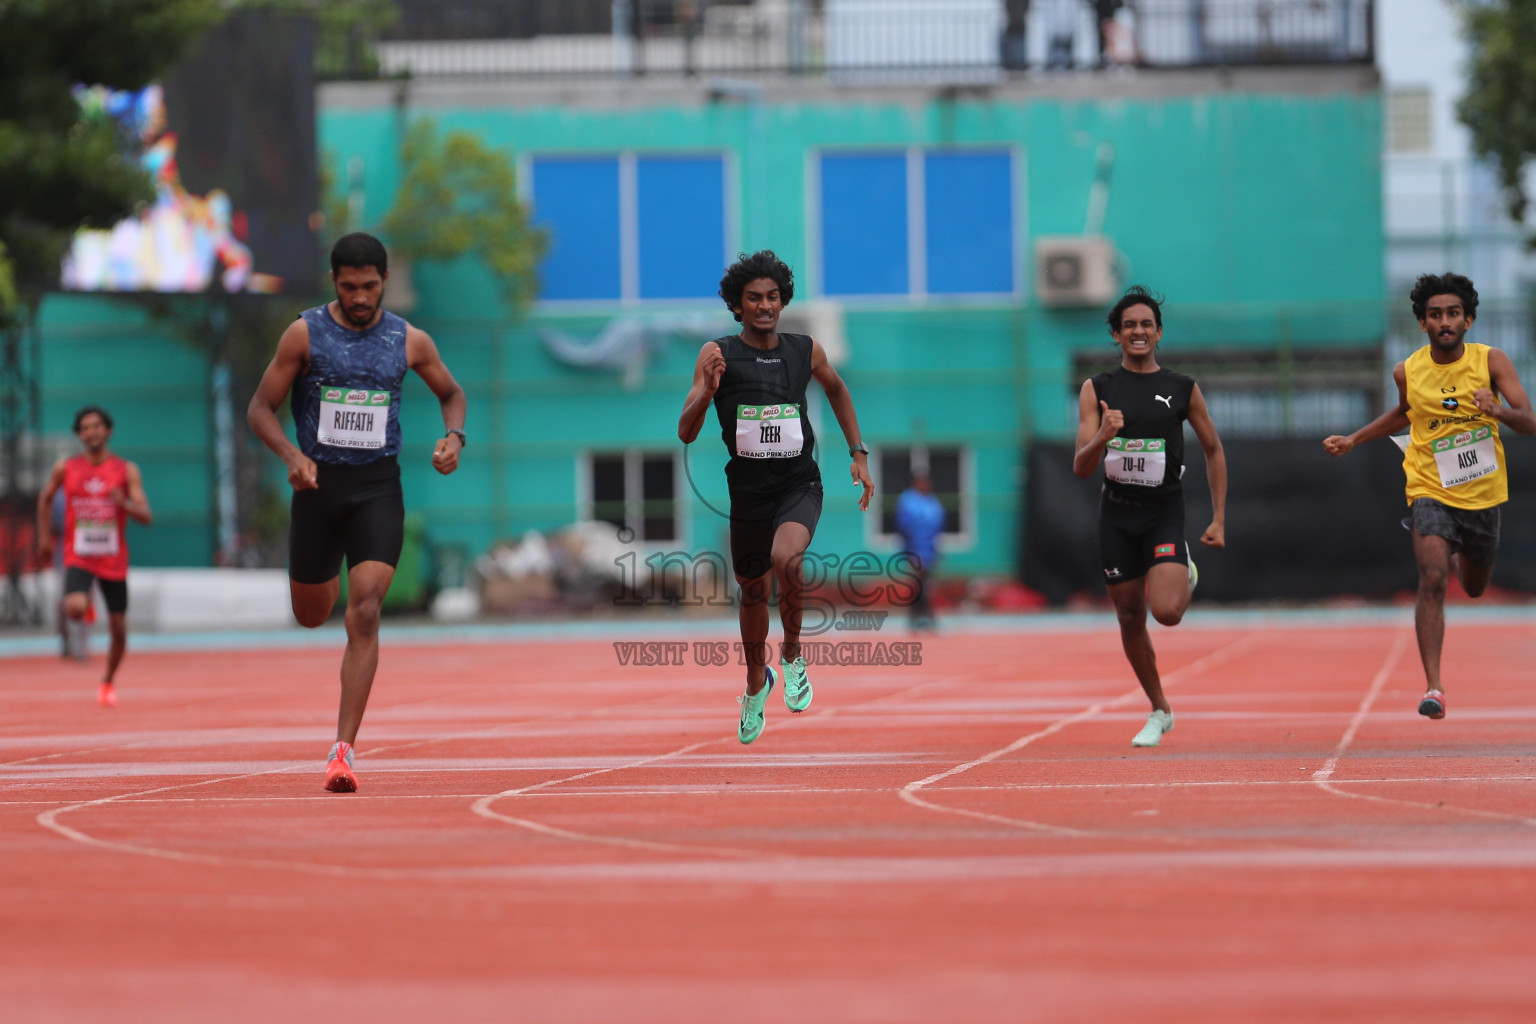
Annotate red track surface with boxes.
[3,621,1536,1023]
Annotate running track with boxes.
[3,610,1535,1023]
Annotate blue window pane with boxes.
[925,151,1014,296]
[821,153,908,296]
[638,155,726,300]
[531,157,621,301]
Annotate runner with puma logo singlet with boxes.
[678,251,873,745]
[1074,286,1228,748]
[248,233,467,792]
[1324,272,1536,720]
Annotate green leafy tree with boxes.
[380,120,546,314]
[1458,0,1536,241]
[0,0,223,323]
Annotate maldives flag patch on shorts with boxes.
[1154,543,1177,558]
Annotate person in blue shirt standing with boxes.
[895,472,945,630]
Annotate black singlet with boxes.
[1090,367,1195,503]
[710,332,820,498]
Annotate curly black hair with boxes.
[1410,272,1478,322]
[73,405,113,433]
[1106,285,1165,333]
[331,232,388,276]
[719,250,794,322]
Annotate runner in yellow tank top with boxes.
[1401,342,1507,509]
[1324,273,1535,719]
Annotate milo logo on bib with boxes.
[1431,425,1497,488]
[318,384,391,449]
[736,403,804,459]
[1104,437,1167,487]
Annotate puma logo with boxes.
[1154,394,1172,408]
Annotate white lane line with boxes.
[469,739,779,858]
[32,767,389,878]
[1313,629,1536,827]
[898,634,1265,837]
[462,661,997,856]
[1311,630,1411,784]
[29,675,739,878]
[6,773,1536,807]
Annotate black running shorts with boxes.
[1098,491,1187,586]
[63,566,128,614]
[729,482,823,580]
[289,457,405,585]
[1406,497,1502,569]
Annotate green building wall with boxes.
[36,297,214,567]
[35,80,1383,578]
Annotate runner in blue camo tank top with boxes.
[248,233,468,794]
[290,303,410,465]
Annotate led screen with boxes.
[61,12,319,295]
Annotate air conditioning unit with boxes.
[1034,236,1120,307]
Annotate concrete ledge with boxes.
[321,64,1380,112]
[27,568,295,632]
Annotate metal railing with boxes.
[367,0,1374,81]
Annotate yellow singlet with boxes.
[1401,342,1507,509]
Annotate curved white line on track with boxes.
[898,634,1264,837]
[32,678,735,878]
[31,766,409,878]
[463,668,989,855]
[1313,629,1536,827]
[468,739,783,858]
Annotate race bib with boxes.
[736,404,804,459]
[74,519,119,557]
[317,385,390,449]
[1104,437,1166,487]
[1432,426,1498,488]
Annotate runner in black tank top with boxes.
[679,251,874,745]
[248,233,468,794]
[1073,287,1228,749]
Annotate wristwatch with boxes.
[849,442,869,457]
[445,428,467,448]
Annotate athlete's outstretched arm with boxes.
[406,326,467,475]
[117,462,153,525]
[1323,362,1410,456]
[678,341,725,443]
[1187,384,1226,549]
[810,339,873,511]
[247,319,319,490]
[1479,347,1536,435]
[34,458,66,562]
[1073,379,1122,478]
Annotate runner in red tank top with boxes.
[37,406,153,706]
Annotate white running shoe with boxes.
[1132,709,1174,748]
[1187,557,1198,593]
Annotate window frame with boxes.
[868,443,976,553]
[810,144,1024,304]
[524,148,736,308]
[577,447,687,546]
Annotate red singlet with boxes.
[62,454,130,580]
